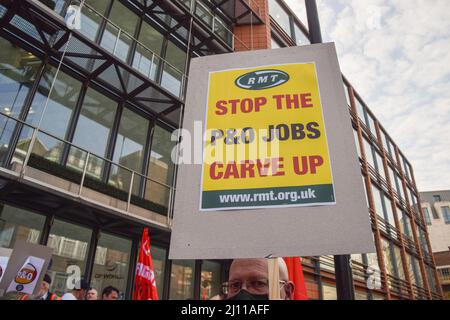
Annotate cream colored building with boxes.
[420,190,450,299]
[420,190,450,253]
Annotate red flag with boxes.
[283,257,308,300]
[134,228,158,300]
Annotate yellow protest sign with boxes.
[200,63,335,210]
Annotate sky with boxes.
[284,0,450,192]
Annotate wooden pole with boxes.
[268,258,281,300]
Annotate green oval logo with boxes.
[235,69,289,90]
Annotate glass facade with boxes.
[47,219,92,296]
[170,260,195,300]
[0,204,45,248]
[91,232,132,299]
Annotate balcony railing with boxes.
[176,0,250,50]
[56,2,188,100]
[0,111,175,227]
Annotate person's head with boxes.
[226,258,294,300]
[37,274,52,298]
[86,288,98,300]
[72,279,90,300]
[102,286,119,300]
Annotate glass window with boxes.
[383,195,396,227]
[362,176,369,208]
[170,260,195,299]
[46,219,92,296]
[162,41,186,97]
[418,228,429,254]
[85,0,110,16]
[409,256,423,288]
[353,130,361,158]
[426,265,437,293]
[371,184,384,220]
[201,260,221,300]
[27,65,81,134]
[0,204,45,248]
[269,0,292,36]
[343,83,351,108]
[101,1,138,62]
[133,22,164,80]
[0,38,41,165]
[433,195,441,202]
[145,125,176,208]
[394,173,404,200]
[366,112,377,138]
[109,107,149,193]
[366,252,380,271]
[79,1,107,42]
[381,239,396,276]
[0,38,40,118]
[194,1,213,27]
[355,98,366,125]
[69,87,117,178]
[24,66,82,163]
[386,165,394,185]
[91,232,132,299]
[152,245,167,299]
[422,208,431,225]
[398,209,412,239]
[393,245,405,280]
[294,24,310,46]
[402,156,410,180]
[442,206,450,224]
[374,151,386,181]
[39,0,69,16]
[363,138,375,169]
[381,130,391,157]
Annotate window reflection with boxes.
[162,41,186,97]
[47,219,92,296]
[201,261,221,300]
[100,1,138,62]
[151,245,167,299]
[110,107,149,194]
[91,232,132,299]
[170,260,195,300]
[20,66,82,164]
[145,125,176,208]
[0,38,41,165]
[69,87,117,178]
[269,0,291,36]
[0,204,45,249]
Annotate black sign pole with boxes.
[304,0,355,300]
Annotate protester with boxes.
[36,274,61,300]
[225,258,294,300]
[86,288,98,300]
[102,286,119,300]
[61,279,89,300]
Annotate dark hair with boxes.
[102,286,119,297]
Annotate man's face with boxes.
[227,259,293,300]
[103,291,119,300]
[86,289,98,300]
[75,289,87,300]
[37,281,49,298]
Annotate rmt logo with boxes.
[235,69,289,90]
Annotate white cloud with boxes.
[285,0,450,191]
